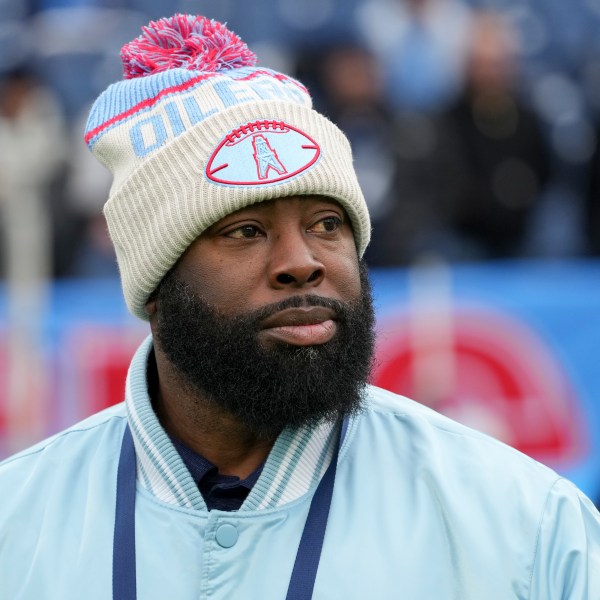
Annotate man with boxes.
[1,14,599,599]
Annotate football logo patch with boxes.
[206,120,321,185]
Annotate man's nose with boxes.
[268,231,325,288]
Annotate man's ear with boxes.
[145,297,158,318]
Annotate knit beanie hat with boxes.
[85,14,370,320]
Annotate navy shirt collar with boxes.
[170,436,264,511]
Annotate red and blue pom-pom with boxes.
[121,14,257,79]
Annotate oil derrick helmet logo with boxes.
[206,120,321,186]
[253,134,287,179]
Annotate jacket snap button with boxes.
[215,523,239,548]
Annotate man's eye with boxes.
[228,225,262,239]
[312,216,342,233]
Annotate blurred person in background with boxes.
[433,9,552,260]
[0,12,598,600]
[356,0,472,113]
[0,66,67,281]
[366,9,552,264]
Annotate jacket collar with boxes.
[125,335,338,511]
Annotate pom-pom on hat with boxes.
[120,14,257,78]
[85,14,370,320]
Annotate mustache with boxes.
[171,276,352,327]
[247,295,348,327]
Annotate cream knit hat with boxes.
[85,14,370,320]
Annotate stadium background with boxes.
[1,0,600,506]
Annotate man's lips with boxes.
[258,306,338,346]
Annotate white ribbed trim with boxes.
[252,423,336,509]
[125,337,204,509]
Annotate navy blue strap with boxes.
[113,425,137,600]
[113,419,347,600]
[285,420,346,600]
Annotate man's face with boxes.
[169,195,362,332]
[150,196,375,438]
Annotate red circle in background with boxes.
[373,307,587,467]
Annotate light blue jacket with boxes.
[1,336,599,599]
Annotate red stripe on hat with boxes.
[85,71,308,145]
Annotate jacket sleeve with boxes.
[529,477,600,599]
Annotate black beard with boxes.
[153,262,376,439]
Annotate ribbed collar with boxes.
[125,335,338,512]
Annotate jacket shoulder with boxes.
[0,404,127,500]
[360,384,561,487]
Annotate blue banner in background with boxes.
[0,259,599,505]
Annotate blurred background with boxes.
[1,0,600,505]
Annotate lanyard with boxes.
[113,420,347,600]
